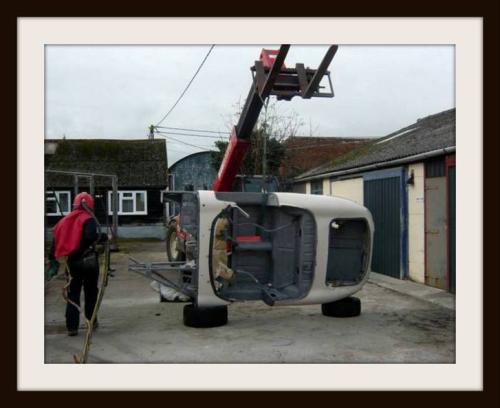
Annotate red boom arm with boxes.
[212,127,251,192]
[211,45,338,192]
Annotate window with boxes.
[242,178,262,192]
[46,191,71,216]
[425,157,446,178]
[311,180,323,195]
[167,174,175,190]
[108,191,147,215]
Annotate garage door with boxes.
[364,170,403,279]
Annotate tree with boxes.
[210,99,304,177]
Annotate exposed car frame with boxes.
[130,190,374,327]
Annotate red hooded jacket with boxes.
[53,208,93,258]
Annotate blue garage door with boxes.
[364,170,403,279]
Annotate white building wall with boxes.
[322,178,331,196]
[407,162,425,283]
[330,177,364,205]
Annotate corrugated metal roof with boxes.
[296,108,455,180]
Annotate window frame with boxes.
[46,190,71,216]
[108,190,148,215]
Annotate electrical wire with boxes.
[155,125,230,135]
[155,45,215,127]
[167,140,207,151]
[156,133,212,151]
[155,130,225,140]
[167,146,202,154]
[166,136,211,150]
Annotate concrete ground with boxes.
[45,240,455,364]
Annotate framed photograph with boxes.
[11,7,497,401]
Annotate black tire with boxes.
[321,296,361,318]
[166,222,185,262]
[183,304,228,328]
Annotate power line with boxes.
[155,130,225,140]
[167,146,202,154]
[167,137,208,150]
[160,136,347,153]
[167,139,207,150]
[156,125,230,135]
[155,45,215,127]
[156,133,212,151]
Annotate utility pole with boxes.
[149,125,155,140]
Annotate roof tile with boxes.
[45,139,168,188]
[296,108,455,180]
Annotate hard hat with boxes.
[73,192,95,210]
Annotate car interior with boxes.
[211,192,317,305]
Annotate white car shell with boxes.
[195,191,374,307]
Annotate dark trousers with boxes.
[65,258,99,331]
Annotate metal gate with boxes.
[363,169,404,279]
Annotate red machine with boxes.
[212,44,338,192]
[167,45,338,262]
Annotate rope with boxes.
[73,240,111,364]
[61,260,83,313]
[57,224,110,363]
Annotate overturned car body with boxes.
[130,191,374,327]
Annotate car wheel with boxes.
[166,222,185,262]
[183,304,228,328]
[321,296,361,318]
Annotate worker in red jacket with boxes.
[49,192,107,336]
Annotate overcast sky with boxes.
[45,45,455,164]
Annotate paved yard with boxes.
[45,240,455,364]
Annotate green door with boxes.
[364,175,402,278]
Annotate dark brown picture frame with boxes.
[5,0,499,405]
